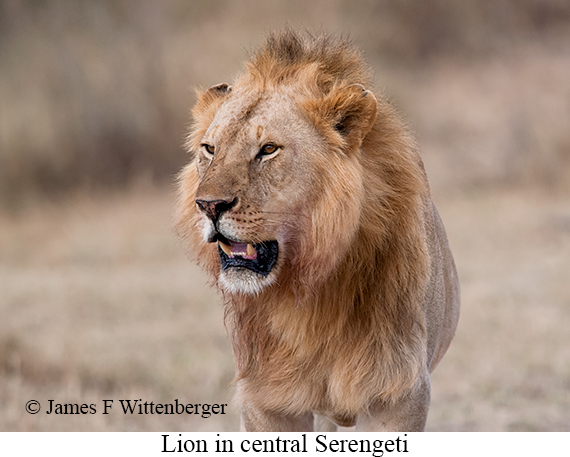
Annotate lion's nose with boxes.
[195,197,238,224]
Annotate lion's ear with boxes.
[335,84,377,136]
[192,83,232,123]
[193,83,232,112]
[305,84,378,151]
[203,82,232,99]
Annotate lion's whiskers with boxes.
[261,211,301,217]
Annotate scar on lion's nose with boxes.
[196,197,238,223]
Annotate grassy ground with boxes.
[0,185,236,431]
[427,186,570,431]
[1,182,569,431]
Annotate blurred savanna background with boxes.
[1,0,569,431]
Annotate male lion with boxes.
[175,30,460,432]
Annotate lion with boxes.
[175,30,460,432]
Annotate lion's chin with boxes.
[218,268,277,296]
[207,235,279,295]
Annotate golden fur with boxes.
[175,30,460,431]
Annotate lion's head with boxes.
[176,31,388,296]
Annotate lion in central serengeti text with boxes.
[175,30,460,432]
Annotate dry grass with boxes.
[428,187,570,431]
[0,185,237,431]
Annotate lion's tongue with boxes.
[218,240,257,260]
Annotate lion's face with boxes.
[194,88,320,293]
[178,79,377,295]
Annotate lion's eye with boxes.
[201,143,215,157]
[258,143,280,159]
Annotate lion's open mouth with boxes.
[216,235,278,277]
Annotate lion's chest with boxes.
[234,306,376,418]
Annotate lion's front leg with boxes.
[240,405,314,432]
[314,414,339,432]
[355,373,431,432]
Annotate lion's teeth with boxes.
[219,240,257,259]
[219,241,233,257]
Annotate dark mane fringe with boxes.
[246,29,373,90]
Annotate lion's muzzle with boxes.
[195,197,280,278]
[196,197,238,226]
